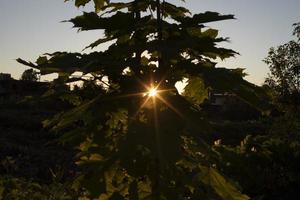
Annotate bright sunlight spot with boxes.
[148,88,158,97]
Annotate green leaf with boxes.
[16,58,36,68]
[161,1,190,18]
[69,11,133,31]
[65,0,109,12]
[93,0,107,12]
[84,36,115,49]
[179,11,235,26]
[75,0,90,7]
[199,166,250,200]
[183,77,208,105]
[36,56,48,65]
[202,28,219,39]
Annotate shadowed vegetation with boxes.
[0,0,299,200]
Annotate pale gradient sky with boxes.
[0,0,300,84]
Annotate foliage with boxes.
[16,0,272,199]
[20,68,40,81]
[264,23,300,108]
[0,85,78,200]
[0,176,75,200]
[263,20,300,177]
[183,77,208,105]
[214,133,300,200]
[210,120,268,145]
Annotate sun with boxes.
[148,88,158,97]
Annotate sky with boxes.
[0,0,300,84]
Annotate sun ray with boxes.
[153,97,164,167]
[156,94,184,118]
[104,91,146,101]
[133,95,151,118]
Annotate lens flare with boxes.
[148,88,158,97]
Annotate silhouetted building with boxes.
[203,91,261,121]
[209,92,235,106]
[0,73,12,81]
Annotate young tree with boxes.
[18,0,268,199]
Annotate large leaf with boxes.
[65,0,109,12]
[183,77,208,105]
[75,0,90,7]
[178,11,235,27]
[199,166,250,200]
[69,11,133,31]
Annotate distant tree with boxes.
[264,23,300,107]
[20,68,40,81]
[263,23,300,172]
